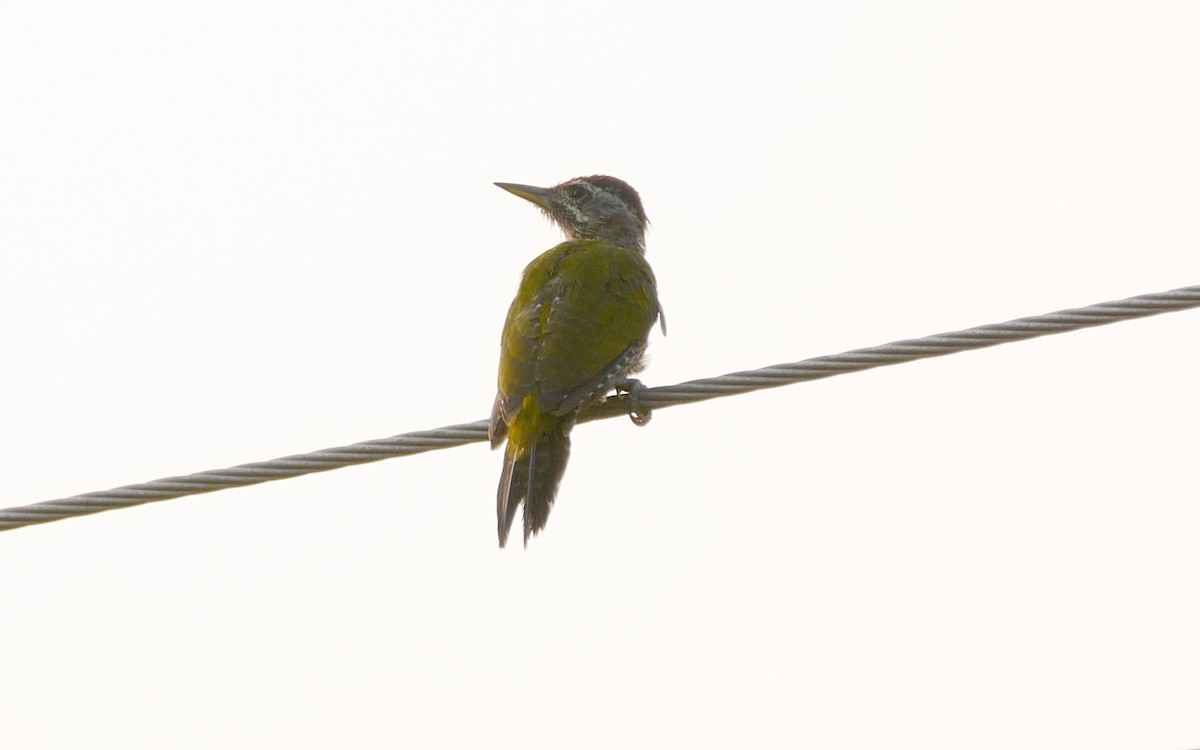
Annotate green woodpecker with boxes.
[490,175,664,547]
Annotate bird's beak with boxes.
[495,182,552,209]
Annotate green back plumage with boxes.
[496,239,660,420]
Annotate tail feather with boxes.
[497,456,520,545]
[496,430,571,548]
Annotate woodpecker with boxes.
[490,175,663,547]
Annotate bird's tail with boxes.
[496,403,572,548]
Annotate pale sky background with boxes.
[2,2,1199,748]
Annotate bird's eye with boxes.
[566,185,590,202]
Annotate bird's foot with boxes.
[614,378,652,426]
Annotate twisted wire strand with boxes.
[3,284,1198,532]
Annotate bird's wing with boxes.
[494,244,571,424]
[532,242,660,415]
[495,241,660,423]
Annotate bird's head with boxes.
[495,175,648,251]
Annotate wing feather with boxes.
[493,240,659,426]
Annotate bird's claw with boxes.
[614,378,652,426]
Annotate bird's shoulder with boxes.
[515,240,658,336]
[518,240,651,290]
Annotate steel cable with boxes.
[3,284,1197,532]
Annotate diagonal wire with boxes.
[2,284,1198,532]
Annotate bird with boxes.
[489,175,664,548]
